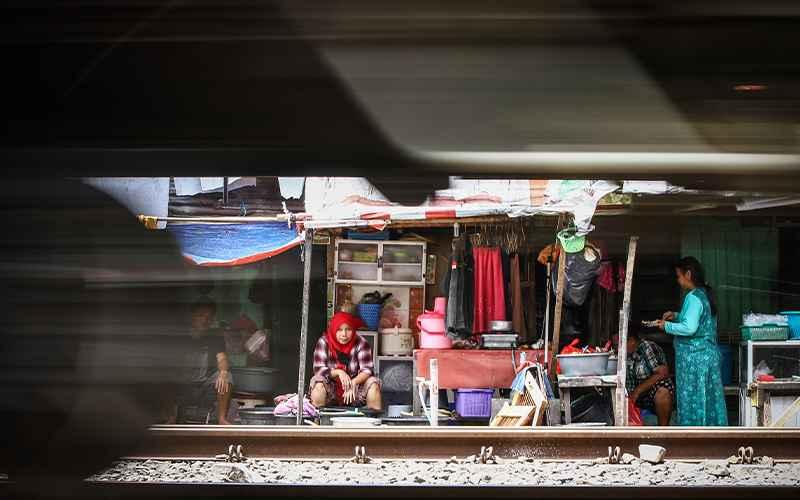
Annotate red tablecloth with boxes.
[414,349,546,389]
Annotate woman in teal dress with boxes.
[656,257,728,426]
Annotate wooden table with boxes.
[557,375,620,425]
[751,380,800,427]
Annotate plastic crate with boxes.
[454,389,494,418]
[740,324,789,341]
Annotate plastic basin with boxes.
[780,311,800,340]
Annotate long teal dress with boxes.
[664,288,728,426]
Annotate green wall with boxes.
[681,219,778,334]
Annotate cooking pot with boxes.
[230,367,278,394]
[238,406,298,426]
[416,310,445,333]
[379,327,414,356]
[386,404,412,418]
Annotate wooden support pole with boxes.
[615,236,639,427]
[295,229,314,425]
[548,249,567,379]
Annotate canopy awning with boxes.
[167,222,303,267]
[303,178,620,232]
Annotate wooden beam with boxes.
[615,236,639,427]
[295,229,314,425]
[548,249,567,379]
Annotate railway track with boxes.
[134,425,800,461]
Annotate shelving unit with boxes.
[739,340,800,426]
[333,239,426,409]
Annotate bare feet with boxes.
[218,417,233,425]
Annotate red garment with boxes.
[324,311,365,400]
[472,247,507,333]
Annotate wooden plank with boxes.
[615,236,639,427]
[769,396,800,428]
[548,249,567,379]
[557,375,618,388]
[295,229,314,425]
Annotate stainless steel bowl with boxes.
[557,352,611,376]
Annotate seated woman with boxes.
[614,331,675,426]
[309,312,382,410]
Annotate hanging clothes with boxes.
[443,235,474,340]
[510,254,527,339]
[525,253,538,341]
[501,249,513,320]
[472,247,507,333]
[597,260,626,293]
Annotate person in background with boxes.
[614,331,675,426]
[175,300,234,425]
[309,311,382,410]
[656,257,727,426]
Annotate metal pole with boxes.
[223,177,229,205]
[296,228,314,425]
[430,358,439,427]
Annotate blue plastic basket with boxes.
[357,303,382,331]
[454,389,494,418]
[780,311,800,340]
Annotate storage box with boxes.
[454,389,494,418]
[740,325,789,341]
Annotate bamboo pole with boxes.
[296,229,314,425]
[614,236,638,427]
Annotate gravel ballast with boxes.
[89,457,800,487]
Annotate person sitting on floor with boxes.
[309,311,382,410]
[614,331,675,426]
[174,300,234,425]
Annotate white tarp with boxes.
[622,181,684,195]
[173,177,257,196]
[83,177,170,229]
[304,177,619,232]
[278,177,306,199]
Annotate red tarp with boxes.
[414,349,545,389]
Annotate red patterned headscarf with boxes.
[324,311,364,369]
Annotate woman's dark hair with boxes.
[676,256,718,317]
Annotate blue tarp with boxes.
[167,222,303,266]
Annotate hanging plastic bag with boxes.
[551,246,602,307]
[628,400,643,426]
[244,329,271,363]
[556,339,583,374]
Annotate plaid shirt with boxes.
[626,340,668,393]
[313,335,374,379]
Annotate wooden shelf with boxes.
[377,355,413,361]
[338,261,377,265]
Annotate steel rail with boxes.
[136,426,800,461]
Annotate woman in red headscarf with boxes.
[309,311,382,410]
